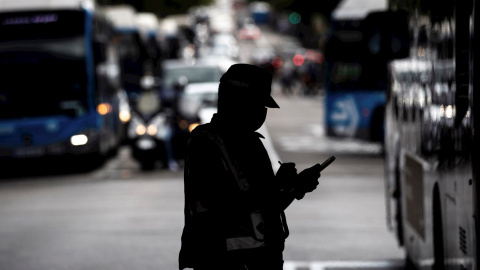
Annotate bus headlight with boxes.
[147,124,158,136]
[71,134,88,146]
[119,110,131,123]
[135,124,146,136]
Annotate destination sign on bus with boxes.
[2,14,58,25]
[0,10,84,41]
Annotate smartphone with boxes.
[318,156,336,172]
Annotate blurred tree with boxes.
[98,0,215,17]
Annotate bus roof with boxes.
[136,12,159,33]
[159,14,190,36]
[104,5,137,29]
[332,0,387,20]
[0,0,94,11]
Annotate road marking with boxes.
[283,260,405,270]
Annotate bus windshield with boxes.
[0,10,88,120]
[0,37,88,120]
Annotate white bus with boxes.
[383,1,479,270]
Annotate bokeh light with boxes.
[271,56,283,68]
[97,103,111,115]
[289,12,301,24]
[293,54,305,66]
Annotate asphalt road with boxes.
[0,28,405,270]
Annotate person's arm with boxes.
[279,187,296,210]
[275,162,297,210]
[275,162,322,209]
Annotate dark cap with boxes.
[220,63,279,108]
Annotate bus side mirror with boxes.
[363,10,410,60]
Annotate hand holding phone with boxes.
[295,156,336,199]
[317,156,336,172]
[276,162,297,189]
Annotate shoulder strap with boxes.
[192,129,250,192]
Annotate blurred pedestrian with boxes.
[179,64,322,270]
[280,64,298,95]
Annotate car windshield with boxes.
[179,90,218,119]
[208,44,231,56]
[163,66,222,86]
[0,37,88,119]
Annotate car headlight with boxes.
[135,124,146,136]
[149,114,169,139]
[70,134,88,146]
[128,113,145,139]
[147,124,158,136]
[119,110,131,123]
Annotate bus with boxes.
[324,0,388,142]
[383,1,480,270]
[104,5,150,103]
[136,12,162,77]
[0,0,123,164]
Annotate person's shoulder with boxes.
[190,123,216,141]
[191,123,212,134]
[187,124,222,159]
[189,123,217,147]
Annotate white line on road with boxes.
[283,260,405,270]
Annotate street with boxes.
[0,93,404,270]
[0,28,405,270]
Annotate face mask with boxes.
[244,107,267,132]
[220,103,267,132]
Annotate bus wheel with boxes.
[432,186,445,270]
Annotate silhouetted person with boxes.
[179,64,322,270]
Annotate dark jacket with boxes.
[179,114,294,269]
